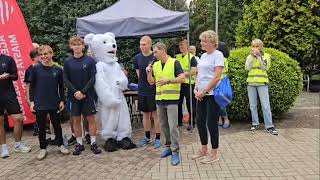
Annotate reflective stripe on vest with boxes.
[175,53,195,84]
[246,53,271,83]
[154,58,181,100]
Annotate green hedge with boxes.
[227,47,303,121]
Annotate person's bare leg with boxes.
[223,116,230,125]
[211,148,219,159]
[143,112,151,133]
[0,116,6,144]
[201,145,208,153]
[152,111,160,134]
[11,114,23,142]
[49,121,55,140]
[218,116,223,126]
[69,114,74,134]
[86,115,96,136]
[73,116,82,139]
[83,116,89,134]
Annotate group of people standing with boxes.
[0,30,278,166]
[135,30,278,166]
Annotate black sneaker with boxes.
[90,143,102,154]
[187,125,192,131]
[267,127,278,135]
[85,134,91,145]
[250,125,259,131]
[73,143,85,155]
[33,126,39,136]
[68,135,76,146]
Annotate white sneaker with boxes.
[37,149,47,160]
[59,146,70,155]
[1,145,10,158]
[14,142,31,153]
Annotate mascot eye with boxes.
[103,41,106,44]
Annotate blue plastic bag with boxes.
[213,76,233,108]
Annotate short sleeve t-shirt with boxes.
[134,53,156,96]
[197,50,224,95]
[0,54,18,96]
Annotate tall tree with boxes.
[17,0,116,63]
[189,0,244,49]
[236,0,320,71]
[155,0,188,10]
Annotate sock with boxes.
[85,131,89,136]
[145,131,150,139]
[15,141,21,148]
[90,136,96,145]
[76,137,83,145]
[50,134,56,140]
[156,133,160,140]
[72,133,75,137]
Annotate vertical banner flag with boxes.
[0,0,35,127]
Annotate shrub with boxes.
[226,47,303,121]
[235,0,320,72]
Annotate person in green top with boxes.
[245,39,278,135]
[217,42,230,129]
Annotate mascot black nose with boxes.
[112,44,116,48]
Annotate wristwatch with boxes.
[203,90,209,94]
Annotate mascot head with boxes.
[84,32,117,63]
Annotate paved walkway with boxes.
[0,92,319,180]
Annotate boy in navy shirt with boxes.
[64,36,101,155]
[134,36,161,148]
[29,45,69,160]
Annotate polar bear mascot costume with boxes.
[84,32,136,152]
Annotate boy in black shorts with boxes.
[0,53,31,158]
[134,36,161,149]
[64,36,101,155]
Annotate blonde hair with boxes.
[140,35,152,44]
[38,45,53,54]
[69,35,84,45]
[199,30,218,47]
[251,39,264,48]
[153,42,167,52]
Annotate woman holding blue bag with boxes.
[192,30,224,164]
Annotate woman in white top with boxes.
[192,30,224,164]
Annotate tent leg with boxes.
[187,32,193,131]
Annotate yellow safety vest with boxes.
[175,53,195,84]
[222,58,228,79]
[246,53,271,84]
[154,58,181,101]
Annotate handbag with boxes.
[213,75,233,108]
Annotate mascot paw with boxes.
[118,137,137,150]
[104,138,119,152]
